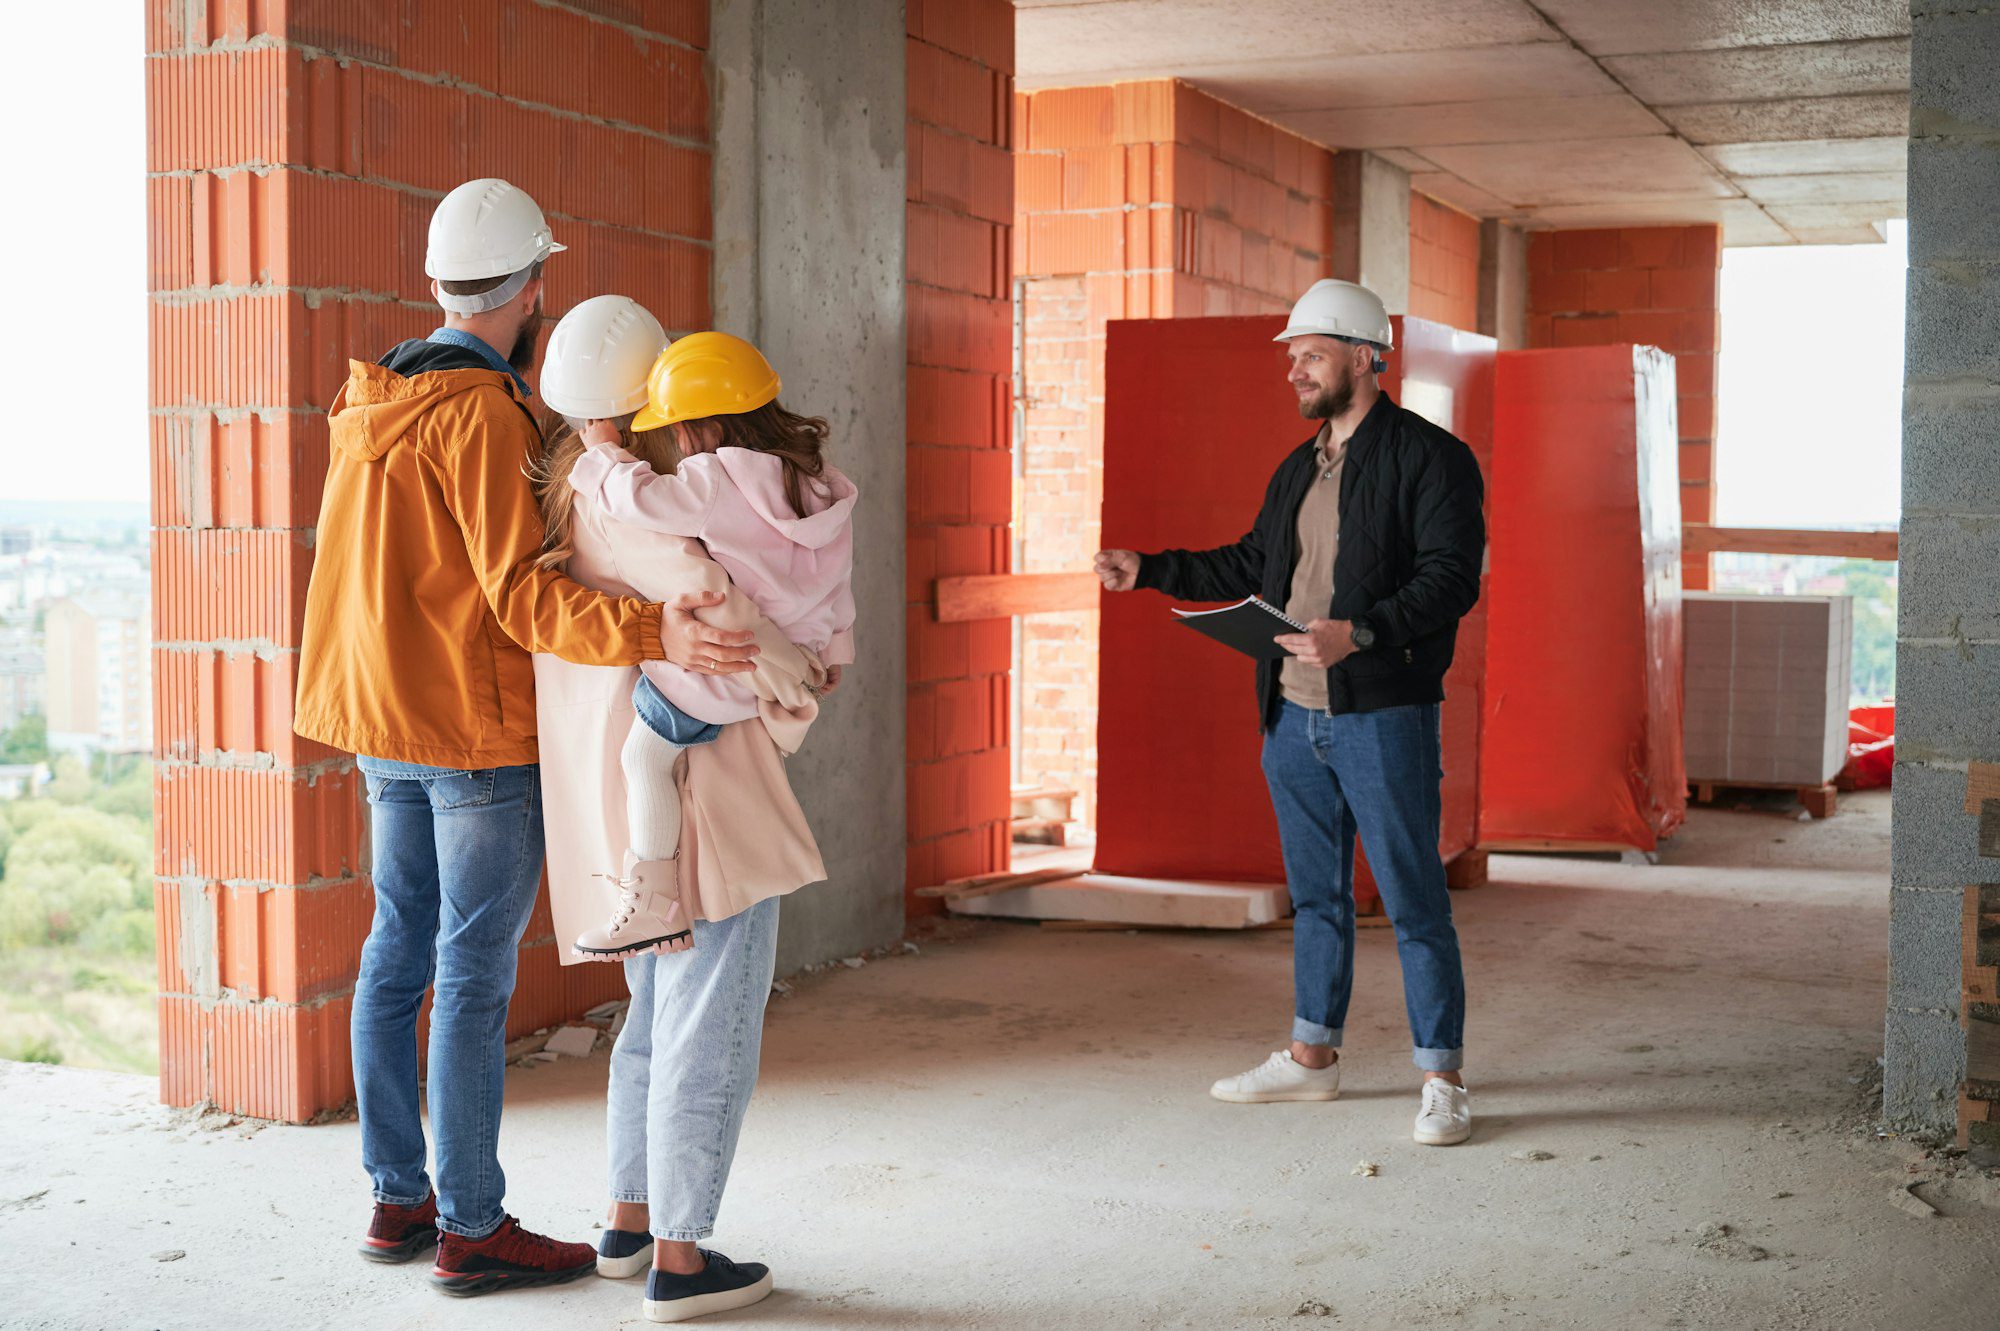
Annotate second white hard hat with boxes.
[540,295,670,419]
[1273,279,1394,351]
[425,178,566,283]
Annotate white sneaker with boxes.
[1413,1078,1472,1145]
[1209,1051,1341,1104]
[574,860,691,959]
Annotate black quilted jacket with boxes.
[1134,392,1486,728]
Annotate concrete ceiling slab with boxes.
[1010,1,1915,245]
[1658,93,1910,145]
[1521,197,1795,247]
[1280,94,1663,150]
[1410,171,1513,217]
[1013,0,1559,87]
[1190,43,1618,113]
[1602,37,1909,106]
[1765,200,1906,231]
[1699,136,1909,176]
[1527,0,1908,56]
[1785,223,1891,244]
[1420,136,1730,207]
[1736,171,1906,204]
[1373,148,1442,174]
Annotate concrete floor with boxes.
[6,789,1999,1329]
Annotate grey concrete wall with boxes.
[711,0,908,976]
[1477,219,1529,351]
[1331,151,1411,315]
[1885,2,2000,1133]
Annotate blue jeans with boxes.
[607,897,780,1240]
[350,757,545,1238]
[1260,701,1466,1072]
[632,676,723,746]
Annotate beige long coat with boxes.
[535,500,828,964]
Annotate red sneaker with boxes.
[429,1216,597,1297]
[359,1194,439,1264]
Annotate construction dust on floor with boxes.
[5,791,1998,1329]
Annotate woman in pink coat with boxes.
[530,307,854,1322]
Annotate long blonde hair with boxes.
[528,413,681,571]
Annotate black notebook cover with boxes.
[1172,596,1306,660]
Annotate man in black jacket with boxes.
[1095,279,1484,1145]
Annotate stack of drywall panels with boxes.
[1683,593,1854,787]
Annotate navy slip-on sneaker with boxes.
[642,1249,774,1323]
[597,1227,653,1279]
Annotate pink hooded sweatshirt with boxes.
[568,443,858,727]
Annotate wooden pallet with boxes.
[1690,779,1837,819]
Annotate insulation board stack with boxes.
[1683,592,1854,786]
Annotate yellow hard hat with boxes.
[631,332,782,431]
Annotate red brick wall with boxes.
[147,1,712,1120]
[1013,80,1335,829]
[904,0,1016,908]
[1408,191,1481,332]
[1526,225,1721,591]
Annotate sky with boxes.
[0,6,148,506]
[0,1,1904,529]
[1713,220,1907,529]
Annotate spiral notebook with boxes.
[1172,596,1306,659]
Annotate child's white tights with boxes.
[622,720,688,862]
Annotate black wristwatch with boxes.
[1350,618,1377,651]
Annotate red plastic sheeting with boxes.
[1481,345,1686,851]
[1095,315,1496,904]
[1845,704,1894,790]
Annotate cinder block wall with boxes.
[1889,3,2000,1139]
[1525,225,1722,591]
[1011,80,1341,830]
[903,0,1017,907]
[147,1,713,1120]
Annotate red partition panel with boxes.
[1482,345,1686,850]
[1097,315,1495,899]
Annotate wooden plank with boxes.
[952,874,1288,928]
[935,572,1099,622]
[1682,525,1897,561]
[913,867,1086,901]
[1483,838,1643,854]
[1964,762,2000,815]
[1445,848,1489,890]
[1040,914,1393,932]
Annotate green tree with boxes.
[0,710,47,765]
[1828,559,1897,704]
[0,803,151,952]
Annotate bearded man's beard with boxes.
[508,296,544,371]
[1297,363,1354,420]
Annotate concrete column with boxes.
[1886,3,2000,1133]
[1330,151,1411,314]
[1477,219,1529,351]
[711,0,908,974]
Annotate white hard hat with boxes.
[540,296,670,419]
[425,178,566,311]
[1273,279,1394,352]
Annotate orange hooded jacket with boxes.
[295,349,664,768]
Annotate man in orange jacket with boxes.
[296,179,757,1296]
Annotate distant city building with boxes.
[0,645,43,729]
[44,590,151,753]
[0,762,50,800]
[0,526,30,557]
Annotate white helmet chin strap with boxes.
[432,265,534,315]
